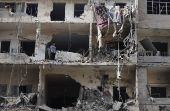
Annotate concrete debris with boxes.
[55,51,84,62]
[61,87,135,111]
[38,104,53,111]
[159,106,170,111]
[140,37,157,56]
[112,101,122,110]
[126,99,135,105]
[0,93,37,109]
[148,97,155,102]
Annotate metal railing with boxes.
[138,49,169,57]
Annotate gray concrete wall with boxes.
[0,65,39,96]
[137,67,148,101]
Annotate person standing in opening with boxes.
[50,42,56,60]
[77,47,85,57]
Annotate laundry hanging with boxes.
[95,5,108,29]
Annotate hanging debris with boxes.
[93,3,137,63]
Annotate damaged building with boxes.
[0,0,169,111]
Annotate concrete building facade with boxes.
[0,0,169,111]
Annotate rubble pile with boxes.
[62,87,135,111]
[0,93,37,110]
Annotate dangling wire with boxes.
[19,64,27,86]
[68,22,72,51]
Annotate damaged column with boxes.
[89,23,93,62]
[137,67,148,101]
[35,20,41,55]
[37,65,43,105]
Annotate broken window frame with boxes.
[151,87,167,98]
[74,3,86,18]
[0,3,25,13]
[115,3,127,8]
[0,41,10,53]
[20,41,35,56]
[147,0,170,15]
[19,85,32,94]
[26,3,38,17]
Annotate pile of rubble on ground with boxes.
[61,87,136,111]
[0,87,137,111]
[0,93,37,111]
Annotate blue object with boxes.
[108,12,113,19]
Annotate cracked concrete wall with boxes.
[0,65,39,96]
[138,0,170,29]
[39,65,136,104]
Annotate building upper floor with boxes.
[0,0,135,23]
[1,0,170,29]
[0,0,138,65]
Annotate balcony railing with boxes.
[138,50,170,63]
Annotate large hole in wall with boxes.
[51,3,65,21]
[20,41,35,56]
[1,41,10,53]
[45,33,89,59]
[26,3,38,17]
[45,74,81,109]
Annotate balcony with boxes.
[138,50,170,63]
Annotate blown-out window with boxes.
[26,3,38,17]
